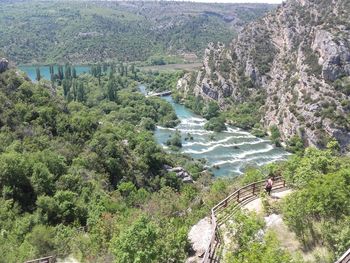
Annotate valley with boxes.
[0,0,350,263]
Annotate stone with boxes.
[168,166,183,172]
[187,217,213,259]
[183,176,193,183]
[0,58,9,73]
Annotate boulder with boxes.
[186,217,213,262]
[183,176,194,183]
[0,58,9,73]
[168,166,184,173]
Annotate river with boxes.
[21,68,289,178]
[140,85,289,177]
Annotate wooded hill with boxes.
[0,0,274,64]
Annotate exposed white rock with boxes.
[177,0,350,149]
[187,217,213,262]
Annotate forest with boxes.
[0,1,274,64]
[0,62,349,262]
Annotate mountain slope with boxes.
[177,0,350,149]
[0,1,274,64]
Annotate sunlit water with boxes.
[19,65,91,81]
[140,85,289,177]
[19,70,289,178]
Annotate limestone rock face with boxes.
[186,217,213,263]
[312,29,350,81]
[177,0,350,149]
[0,58,9,73]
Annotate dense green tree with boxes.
[111,216,159,263]
[166,130,182,148]
[35,67,41,82]
[77,82,86,102]
[202,101,220,120]
[270,125,281,146]
[72,67,77,79]
[107,75,118,102]
[62,79,71,98]
[204,116,226,132]
[0,152,35,209]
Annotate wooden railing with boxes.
[335,248,350,263]
[201,177,286,263]
[24,256,56,263]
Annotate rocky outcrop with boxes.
[165,165,194,183]
[186,217,213,263]
[312,29,350,81]
[177,0,350,149]
[0,58,9,73]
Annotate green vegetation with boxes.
[166,130,183,149]
[225,100,265,130]
[223,143,350,262]
[0,65,222,262]
[270,125,281,147]
[225,211,298,263]
[202,101,220,120]
[0,1,274,64]
[1,63,349,262]
[140,71,184,93]
[281,143,350,260]
[204,117,227,132]
[286,135,305,155]
[303,46,323,77]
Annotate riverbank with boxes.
[139,85,289,177]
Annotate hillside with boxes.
[177,0,350,150]
[0,59,216,262]
[0,1,274,64]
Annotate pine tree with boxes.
[35,67,41,81]
[72,79,77,101]
[62,79,71,98]
[107,74,118,102]
[110,62,115,74]
[58,66,64,81]
[77,82,86,102]
[72,67,77,78]
[50,73,55,86]
[119,63,124,76]
[103,63,108,73]
[49,65,54,75]
[64,64,71,79]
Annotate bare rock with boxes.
[187,217,213,262]
[0,58,9,73]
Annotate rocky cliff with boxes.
[177,0,350,149]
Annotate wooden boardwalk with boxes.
[146,90,172,97]
[200,177,350,263]
[24,256,56,263]
[201,177,287,263]
[335,248,350,263]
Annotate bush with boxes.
[204,116,227,132]
[270,125,281,146]
[166,131,182,148]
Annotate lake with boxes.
[19,65,91,81]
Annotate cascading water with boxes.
[146,87,289,177]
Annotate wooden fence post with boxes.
[252,183,256,195]
[237,190,240,202]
